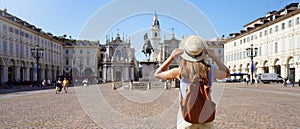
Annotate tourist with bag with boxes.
[154,35,230,129]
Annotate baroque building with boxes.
[224,3,300,82]
[0,9,63,85]
[102,33,138,82]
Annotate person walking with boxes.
[154,35,230,129]
[56,77,63,94]
[62,78,69,93]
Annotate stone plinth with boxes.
[140,60,157,79]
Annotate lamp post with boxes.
[31,45,44,86]
[246,44,258,84]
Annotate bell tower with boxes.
[150,12,161,60]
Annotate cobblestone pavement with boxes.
[0,82,300,128]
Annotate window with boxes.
[275,42,278,53]
[66,59,69,65]
[275,25,278,32]
[16,44,19,55]
[281,23,285,30]
[269,28,273,34]
[155,32,157,37]
[288,20,292,27]
[234,42,236,46]
[3,41,7,52]
[25,33,29,38]
[296,17,300,25]
[26,47,29,57]
[87,59,90,65]
[3,24,7,31]
[20,45,24,57]
[9,42,13,55]
[14,29,19,34]
[48,53,50,62]
[80,49,83,54]
[45,53,47,61]
[259,32,262,37]
[65,49,69,55]
[9,27,13,33]
[264,29,268,36]
[240,40,242,44]
[87,51,90,54]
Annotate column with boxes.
[124,66,129,81]
[25,67,30,81]
[51,70,55,80]
[16,66,20,80]
[131,67,134,81]
[103,66,107,83]
[0,66,3,83]
[280,64,288,78]
[41,68,45,80]
[295,64,300,83]
[53,70,57,80]
[269,65,275,74]
[48,68,53,79]
[3,66,8,83]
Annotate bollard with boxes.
[164,81,168,90]
[129,81,133,90]
[147,81,151,90]
[112,82,116,90]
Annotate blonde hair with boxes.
[179,59,210,84]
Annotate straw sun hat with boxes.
[179,35,208,62]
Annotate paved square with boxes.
[0,83,299,128]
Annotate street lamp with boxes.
[31,45,44,86]
[246,44,258,84]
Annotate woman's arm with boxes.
[154,49,183,80]
[206,49,230,79]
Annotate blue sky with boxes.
[0,0,298,49]
[0,0,297,40]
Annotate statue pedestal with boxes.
[140,60,157,79]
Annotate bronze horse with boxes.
[142,33,154,59]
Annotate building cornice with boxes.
[225,5,300,43]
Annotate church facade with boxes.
[102,34,138,82]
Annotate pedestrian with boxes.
[283,77,287,87]
[42,79,46,87]
[47,78,51,88]
[62,78,69,93]
[56,77,63,94]
[154,35,230,129]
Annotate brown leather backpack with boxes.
[180,75,216,124]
